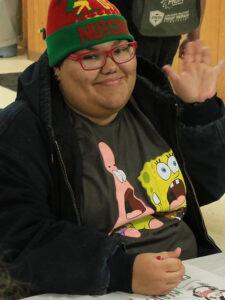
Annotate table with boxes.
[183,252,225,277]
[23,253,225,300]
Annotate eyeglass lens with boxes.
[81,43,136,70]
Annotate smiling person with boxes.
[0,0,225,298]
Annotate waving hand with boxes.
[163,40,225,103]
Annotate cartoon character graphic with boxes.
[193,286,225,300]
[138,150,186,213]
[98,142,163,237]
[126,215,164,233]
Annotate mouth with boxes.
[96,77,124,86]
[167,179,186,209]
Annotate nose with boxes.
[100,54,118,74]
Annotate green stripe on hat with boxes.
[46,15,134,67]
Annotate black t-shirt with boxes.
[72,98,198,259]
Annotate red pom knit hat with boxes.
[46,0,134,67]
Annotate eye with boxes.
[113,44,129,55]
[168,156,179,173]
[157,162,171,180]
[82,53,101,60]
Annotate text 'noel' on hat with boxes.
[46,0,134,67]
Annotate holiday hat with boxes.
[46,0,134,67]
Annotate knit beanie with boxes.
[46,0,134,67]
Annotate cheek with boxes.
[60,71,88,95]
[124,59,137,84]
[127,62,137,87]
[128,57,137,74]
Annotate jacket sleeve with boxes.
[178,96,225,205]
[0,104,135,296]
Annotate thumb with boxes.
[163,247,182,260]
[162,65,180,83]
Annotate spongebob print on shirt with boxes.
[99,143,186,238]
[138,149,186,212]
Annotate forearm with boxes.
[178,99,225,204]
[5,217,124,295]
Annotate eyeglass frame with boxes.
[67,41,138,71]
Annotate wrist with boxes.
[179,96,224,126]
[108,247,136,293]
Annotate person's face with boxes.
[54,40,137,125]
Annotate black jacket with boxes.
[0,52,224,297]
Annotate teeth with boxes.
[113,170,127,183]
[153,193,160,205]
[170,182,174,188]
[176,179,179,184]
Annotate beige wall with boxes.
[23,0,225,99]
[22,0,50,60]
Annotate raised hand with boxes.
[162,40,225,103]
[132,247,185,296]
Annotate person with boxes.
[0,0,225,297]
[0,0,20,57]
[110,0,206,68]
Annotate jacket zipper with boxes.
[175,104,220,250]
[54,140,81,226]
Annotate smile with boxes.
[97,77,123,86]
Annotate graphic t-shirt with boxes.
[72,98,197,259]
[132,0,200,37]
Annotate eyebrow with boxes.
[74,40,126,55]
[88,40,126,50]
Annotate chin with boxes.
[107,93,130,106]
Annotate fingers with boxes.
[162,268,185,294]
[182,40,212,66]
[215,59,225,76]
[178,38,188,58]
[132,252,185,296]
[182,41,196,64]
[159,247,182,260]
[162,65,180,83]
[172,247,182,258]
[201,46,211,65]
[155,259,185,294]
[165,259,185,276]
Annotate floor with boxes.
[0,51,225,251]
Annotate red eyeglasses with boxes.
[68,41,138,71]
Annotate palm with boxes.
[163,40,225,103]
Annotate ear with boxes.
[53,67,61,81]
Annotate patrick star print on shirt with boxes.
[98,142,164,238]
